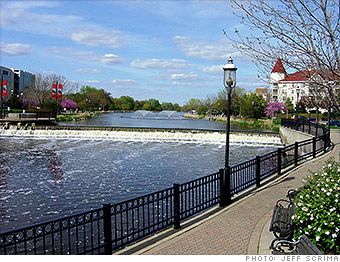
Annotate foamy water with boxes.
[0,128,282,146]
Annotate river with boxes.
[0,112,280,233]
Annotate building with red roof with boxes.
[270,59,315,108]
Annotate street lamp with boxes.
[222,56,237,170]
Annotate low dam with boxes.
[0,126,282,146]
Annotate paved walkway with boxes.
[118,130,340,255]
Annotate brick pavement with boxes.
[119,131,340,255]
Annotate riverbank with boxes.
[184,113,280,132]
[0,127,282,147]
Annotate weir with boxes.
[0,127,283,147]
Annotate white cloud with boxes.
[171,73,198,80]
[202,64,224,74]
[5,1,59,10]
[85,80,101,83]
[101,54,121,64]
[76,68,100,73]
[174,35,240,61]
[112,79,136,87]
[71,30,122,48]
[47,47,121,65]
[131,58,191,69]
[0,42,31,55]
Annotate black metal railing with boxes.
[0,117,331,255]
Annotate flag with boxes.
[52,83,57,99]
[2,80,7,97]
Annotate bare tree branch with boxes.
[227,0,340,113]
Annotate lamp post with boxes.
[222,56,237,171]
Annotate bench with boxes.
[272,235,323,255]
[269,190,297,248]
[19,113,37,119]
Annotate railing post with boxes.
[256,156,261,187]
[294,141,299,166]
[308,120,311,134]
[103,204,112,255]
[226,166,231,205]
[277,148,282,175]
[302,117,305,132]
[173,183,181,229]
[219,168,227,207]
[315,124,318,137]
[313,137,316,158]
[323,134,327,153]
[295,118,298,130]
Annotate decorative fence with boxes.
[0,118,331,255]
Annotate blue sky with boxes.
[0,0,268,104]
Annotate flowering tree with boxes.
[61,99,78,110]
[265,102,287,118]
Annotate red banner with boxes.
[2,80,7,97]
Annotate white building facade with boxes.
[270,59,311,108]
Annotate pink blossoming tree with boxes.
[61,99,78,110]
[265,102,287,118]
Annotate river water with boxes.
[60,111,227,130]
[0,112,279,233]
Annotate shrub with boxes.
[293,158,340,254]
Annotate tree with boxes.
[241,93,267,119]
[285,98,294,115]
[227,0,340,113]
[23,73,78,109]
[265,101,287,118]
[182,98,202,113]
[74,86,112,111]
[146,98,162,111]
[61,99,78,110]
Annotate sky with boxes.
[0,0,268,105]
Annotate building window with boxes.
[3,70,9,76]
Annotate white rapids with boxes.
[0,128,283,147]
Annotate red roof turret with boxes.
[271,58,286,74]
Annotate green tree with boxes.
[241,93,267,119]
[73,86,112,111]
[285,98,294,115]
[118,96,135,111]
[182,98,202,112]
[146,98,162,111]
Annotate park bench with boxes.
[19,113,37,119]
[272,235,323,255]
[269,190,297,248]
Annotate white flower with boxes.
[305,231,309,235]
[332,233,337,238]
[325,231,330,235]
[336,228,339,232]
[316,236,320,241]
[318,228,322,232]
[308,225,312,229]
